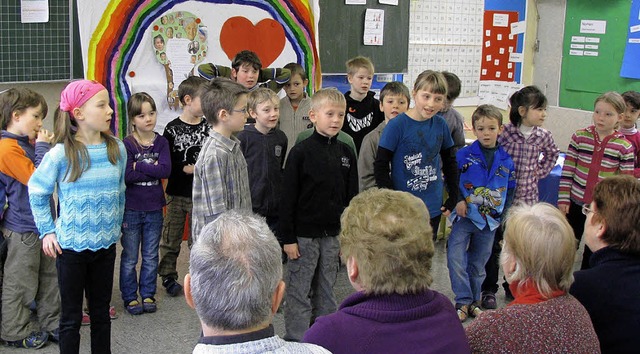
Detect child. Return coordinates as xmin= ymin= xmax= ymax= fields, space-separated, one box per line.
xmin=446 ymin=104 xmax=515 ymax=322
xmin=238 ymin=88 xmax=287 ymax=231
xmin=0 ymin=88 xmax=58 ymax=349
xmin=357 ymin=81 xmax=410 ymax=191
xmin=374 ymin=70 xmax=460 ymax=238
xmin=620 ymin=91 xmax=640 ymax=177
xmin=342 ymin=56 xmax=385 ymax=154
xmin=441 ymin=71 xmax=466 ymax=155
xmin=481 ymin=85 xmax=559 ymax=309
xmin=158 ymin=76 xmax=209 ymax=297
xmin=279 ymin=62 xmax=312 ymax=154
xmin=28 ymin=80 xmax=126 ymax=353
xmin=120 ymin=93 xmax=171 ymax=315
xmin=558 ymin=91 xmax=634 ymax=269
xmin=191 ymin=78 xmax=252 ymax=241
xmin=280 ymin=88 xmax=358 ymax=342
xmin=197 ymin=50 xmax=291 ymax=93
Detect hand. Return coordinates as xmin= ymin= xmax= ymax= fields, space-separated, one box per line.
xmin=183 ymin=164 xmax=195 ymax=174
xmin=455 ymin=200 xmax=467 ymax=218
xmin=42 ymin=233 xmax=62 ymax=258
xmin=440 ymin=206 xmax=451 ymax=217
xmin=559 ymin=204 xmax=569 ymax=214
xmin=36 ymin=129 xmax=54 ymax=143
xmin=283 ymin=243 xmax=300 ymax=260
xmin=133 ymin=162 xmax=137 ymax=170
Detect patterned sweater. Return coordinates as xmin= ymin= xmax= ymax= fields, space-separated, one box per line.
xmin=28 ymin=141 xmax=126 ymax=252
xmin=558 ymin=126 xmax=634 ymax=207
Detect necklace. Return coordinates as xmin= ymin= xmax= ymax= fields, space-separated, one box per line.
xmin=134 ymin=131 xmax=156 ymax=147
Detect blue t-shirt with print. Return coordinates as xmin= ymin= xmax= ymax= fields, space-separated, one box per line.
xmin=378 ymin=112 xmax=454 ymax=217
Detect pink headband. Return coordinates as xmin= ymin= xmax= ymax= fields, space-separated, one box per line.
xmin=59 ymin=80 xmax=106 ymax=114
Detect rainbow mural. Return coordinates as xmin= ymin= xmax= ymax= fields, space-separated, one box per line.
xmin=86 ymin=0 xmax=321 ymax=137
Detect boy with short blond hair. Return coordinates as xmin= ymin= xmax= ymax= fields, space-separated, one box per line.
xmin=342 ymin=56 xmax=384 ymax=154
xmin=159 ymin=75 xmax=209 ymax=297
xmin=192 ymin=78 xmax=252 ymax=242
xmin=358 ymin=81 xmax=410 ymax=191
xmin=280 ymin=88 xmax=358 ymax=342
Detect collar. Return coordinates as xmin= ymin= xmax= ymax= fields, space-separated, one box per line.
xmin=508 ymin=280 xmax=566 ymax=306
xmin=209 ymin=129 xmax=240 ymax=151
xmin=585 ymin=125 xmax=625 ymax=140
xmin=198 ymin=325 xmax=274 ymax=346
xmin=311 ymin=128 xmax=338 ymax=144
xmin=0 ymin=130 xmax=30 ymax=143
xmin=619 ymin=126 xmax=638 ymax=135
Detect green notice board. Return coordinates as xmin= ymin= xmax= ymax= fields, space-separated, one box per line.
xmin=560 ymin=0 xmax=640 ymax=110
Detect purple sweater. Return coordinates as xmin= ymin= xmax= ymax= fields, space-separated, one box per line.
xmin=303 ymin=290 xmax=471 ymax=354
xmin=123 ymin=134 xmax=171 ymax=211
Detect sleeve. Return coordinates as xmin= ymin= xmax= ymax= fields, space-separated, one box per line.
xmin=450 ymin=110 xmax=466 ymax=153
xmin=339 ymin=132 xmax=358 ymax=157
xmin=34 ymin=141 xmax=52 ymax=168
xmin=123 ymin=138 xmax=148 ymax=184
xmin=0 ymin=178 xmax=6 ymax=221
xmin=131 ymin=136 xmax=172 ymax=180
xmin=347 ymin=148 xmax=359 ymax=201
xmin=281 ymin=135 xmax=288 ymax=170
xmin=118 ymin=143 xmax=127 ymax=220
xmin=619 ymin=143 xmax=635 ymax=175
xmin=259 ymin=67 xmax=291 ymax=92
xmin=295 ymin=129 xmax=311 ymax=145
xmin=0 ymin=142 xmax=37 ymax=185
xmin=279 ymin=148 xmax=302 ymax=245
xmin=197 ymin=63 xmax=222 ymax=80
xmin=196 ymin=150 xmax=227 ymax=224
xmin=441 ymin=146 xmax=460 ymax=210
xmin=374 ymin=146 xmax=394 ymax=189
xmin=537 ymin=131 xmax=560 ymax=179
xmin=558 ymin=134 xmax=579 ymax=207
xmin=27 ymin=150 xmax=59 ymax=237
xmin=163 ymin=125 xmax=187 ymax=179
xmin=357 ymin=133 xmax=377 ymax=192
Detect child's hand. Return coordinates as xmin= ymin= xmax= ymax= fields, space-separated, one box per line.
xmin=284 ymin=243 xmax=300 ymax=260
xmin=36 ymin=129 xmax=54 ymax=143
xmin=455 ymin=200 xmax=467 ymax=218
xmin=440 ymin=206 xmax=451 ymax=217
xmin=559 ymin=204 xmax=569 ymax=214
xmin=183 ymin=164 xmax=195 ymax=174
xmin=42 ymin=233 xmax=62 ymax=258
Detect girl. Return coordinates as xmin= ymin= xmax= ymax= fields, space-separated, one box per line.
xmin=120 ymin=92 xmax=170 ymax=315
xmin=28 ymin=80 xmax=126 ymax=354
xmin=480 ymin=85 xmax=559 ymax=309
xmin=558 ymin=91 xmax=634 ymax=269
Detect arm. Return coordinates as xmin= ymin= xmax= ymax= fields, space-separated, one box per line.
xmin=259 ymin=67 xmax=291 ymax=92
xmin=27 ymin=151 xmax=58 ymax=237
xmin=279 ymin=149 xmax=301 ymax=251
xmin=130 ymin=136 xmax=172 ymax=180
xmin=449 ymin=109 xmax=466 ymax=153
xmin=357 ymin=134 xmax=377 ymax=192
xmin=537 ymin=132 xmax=560 ymax=179
xmin=197 ymin=63 xmax=232 ymax=80
xmin=558 ymin=134 xmax=579 ymax=213
xmin=441 ymin=146 xmax=460 ymax=212
xmin=194 ymin=149 xmax=227 ymax=224
xmin=619 ymin=145 xmax=635 ymax=175
xmin=0 ymin=142 xmax=37 ymax=185
xmin=374 ymin=146 xmax=394 ymax=189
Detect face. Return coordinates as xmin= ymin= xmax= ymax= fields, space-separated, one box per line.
xmin=310 ymin=101 xmax=345 ymax=137
xmin=132 ymin=102 xmax=157 ymax=134
xmin=347 ymin=67 xmax=373 ymax=96
xmin=232 ymin=64 xmax=259 ymax=89
xmin=473 ymin=117 xmax=503 ymax=148
xmin=622 ymin=102 xmax=640 ymax=129
xmin=251 ymin=98 xmax=280 ymax=132
xmin=76 ymin=90 xmax=113 ymax=133
xmin=412 ymin=87 xmax=446 ymax=120
xmin=520 ymin=105 xmax=547 ymax=127
xmin=225 ymin=94 xmax=248 ymax=133
xmin=12 ymin=104 xmax=44 ymax=140
xmin=582 ymin=201 xmax=602 ymax=251
xmin=154 ymin=37 xmax=164 ymax=51
xmin=379 ymin=94 xmax=409 ymax=121
xmin=593 ymin=100 xmax=622 ymax=136
xmin=186 ymin=95 xmax=204 ymax=118
xmin=284 ymin=74 xmax=308 ymax=102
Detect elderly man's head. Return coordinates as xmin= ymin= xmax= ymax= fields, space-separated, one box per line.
xmin=185 ymin=210 xmax=284 ymax=332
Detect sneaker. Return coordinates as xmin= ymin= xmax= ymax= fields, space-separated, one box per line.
xmin=481 ymin=291 xmax=497 ymax=310
xmin=162 ymin=278 xmax=183 ymax=297
xmin=125 ymin=300 xmax=143 ymax=315
xmin=109 ymin=305 xmax=118 ymax=319
xmin=469 ymin=303 xmax=483 ymax=318
xmin=47 ymin=328 xmax=59 ymax=343
xmin=81 ymin=312 xmax=91 ymax=326
xmin=456 ymin=305 xmax=469 ymax=322
xmin=142 ymin=298 xmax=157 ymax=313
xmin=6 ymin=331 xmax=49 ymax=349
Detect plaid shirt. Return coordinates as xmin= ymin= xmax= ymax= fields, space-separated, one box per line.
xmin=498 ymin=123 xmax=559 ymax=206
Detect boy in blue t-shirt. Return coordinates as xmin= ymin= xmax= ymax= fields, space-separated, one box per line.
xmin=374 ymin=70 xmax=460 ymax=237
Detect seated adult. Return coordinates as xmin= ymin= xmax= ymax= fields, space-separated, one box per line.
xmin=465 ymin=203 xmax=600 ymax=353
xmin=570 ymin=175 xmax=640 ymax=353
xmin=303 ymin=188 xmax=471 ymax=354
xmin=184 ymin=210 xmax=329 ymax=354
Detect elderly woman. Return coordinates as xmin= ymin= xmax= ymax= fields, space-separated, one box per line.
xmin=465 ymin=203 xmax=600 ymax=353
xmin=570 ymin=175 xmax=640 ymax=353
xmin=303 ymin=188 xmax=470 ymax=354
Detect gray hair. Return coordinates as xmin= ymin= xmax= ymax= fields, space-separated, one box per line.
xmin=189 ymin=210 xmax=282 ymax=330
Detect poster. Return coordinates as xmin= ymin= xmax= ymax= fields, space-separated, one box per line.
xmin=621 ymin=0 xmax=640 ymax=79
xmin=481 ymin=11 xmax=519 ymax=82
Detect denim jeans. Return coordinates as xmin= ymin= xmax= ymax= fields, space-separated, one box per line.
xmin=447 ymin=217 xmax=496 ymax=305
xmin=120 ymin=209 xmax=163 ymax=303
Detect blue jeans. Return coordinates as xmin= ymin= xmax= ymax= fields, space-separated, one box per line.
xmin=447 ymin=217 xmax=496 ymax=306
xmin=120 ymin=210 xmax=163 ymax=303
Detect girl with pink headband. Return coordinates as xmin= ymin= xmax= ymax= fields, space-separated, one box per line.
xmin=28 ymin=79 xmax=126 ymax=354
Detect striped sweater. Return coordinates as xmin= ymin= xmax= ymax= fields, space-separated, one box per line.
xmin=558 ymin=125 xmax=634 ymax=207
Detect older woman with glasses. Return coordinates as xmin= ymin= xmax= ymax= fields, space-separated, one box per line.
xmin=465 ymin=203 xmax=600 ymax=353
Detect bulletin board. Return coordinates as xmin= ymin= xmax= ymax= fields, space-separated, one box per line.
xmin=560 ymin=0 xmax=640 ymax=110
xmin=480 ymin=11 xmax=518 ymax=82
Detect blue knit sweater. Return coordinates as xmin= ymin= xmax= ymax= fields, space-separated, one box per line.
xmin=28 ymin=141 xmax=126 ymax=251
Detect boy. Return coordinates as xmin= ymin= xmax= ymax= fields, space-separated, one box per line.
xmin=0 ymin=88 xmax=58 ymax=348
xmin=357 ymin=81 xmax=410 ymax=191
xmin=158 ymin=76 xmax=209 ymax=297
xmin=197 ymin=50 xmax=291 ymax=93
xmin=280 ymin=62 xmax=312 ymax=154
xmin=341 ymin=56 xmax=384 ymax=154
xmin=280 ymin=88 xmax=358 ymax=342
xmin=446 ymin=104 xmax=515 ymax=322
xmin=191 ymin=78 xmax=252 ymax=242
xmin=620 ymin=91 xmax=640 ymax=177
xmin=441 ymin=71 xmax=467 ymax=155
xmin=237 ymin=88 xmax=287 ymax=230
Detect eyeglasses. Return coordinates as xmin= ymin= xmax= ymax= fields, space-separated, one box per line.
xmin=581 ymin=204 xmax=596 ymax=216
xmin=232 ymin=108 xmax=247 ymax=115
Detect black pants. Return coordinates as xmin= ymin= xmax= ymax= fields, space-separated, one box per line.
xmin=481 ymin=225 xmax=507 ymax=294
xmin=57 ymin=245 xmax=116 ymax=354
xmin=567 ymin=201 xmax=592 ymax=269
xmin=430 ymin=214 xmax=442 ymax=241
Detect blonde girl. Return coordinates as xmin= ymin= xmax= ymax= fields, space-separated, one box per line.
xmin=29 ymin=80 xmax=126 ymax=354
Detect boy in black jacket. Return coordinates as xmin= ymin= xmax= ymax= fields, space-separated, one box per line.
xmin=280 ymin=88 xmax=358 ymax=342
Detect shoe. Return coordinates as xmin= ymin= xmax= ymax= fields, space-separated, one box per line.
xmin=125 ymin=300 xmax=143 ymax=315
xmin=109 ymin=305 xmax=118 ymax=319
xmin=81 ymin=312 xmax=91 ymax=326
xmin=162 ymin=278 xmax=183 ymax=297
xmin=6 ymin=331 xmax=49 ymax=349
xmin=456 ymin=305 xmax=469 ymax=322
xmin=142 ymin=298 xmax=157 ymax=313
xmin=47 ymin=328 xmax=59 ymax=343
xmin=481 ymin=291 xmax=497 ymax=310
xmin=469 ymin=303 xmax=483 ymax=318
